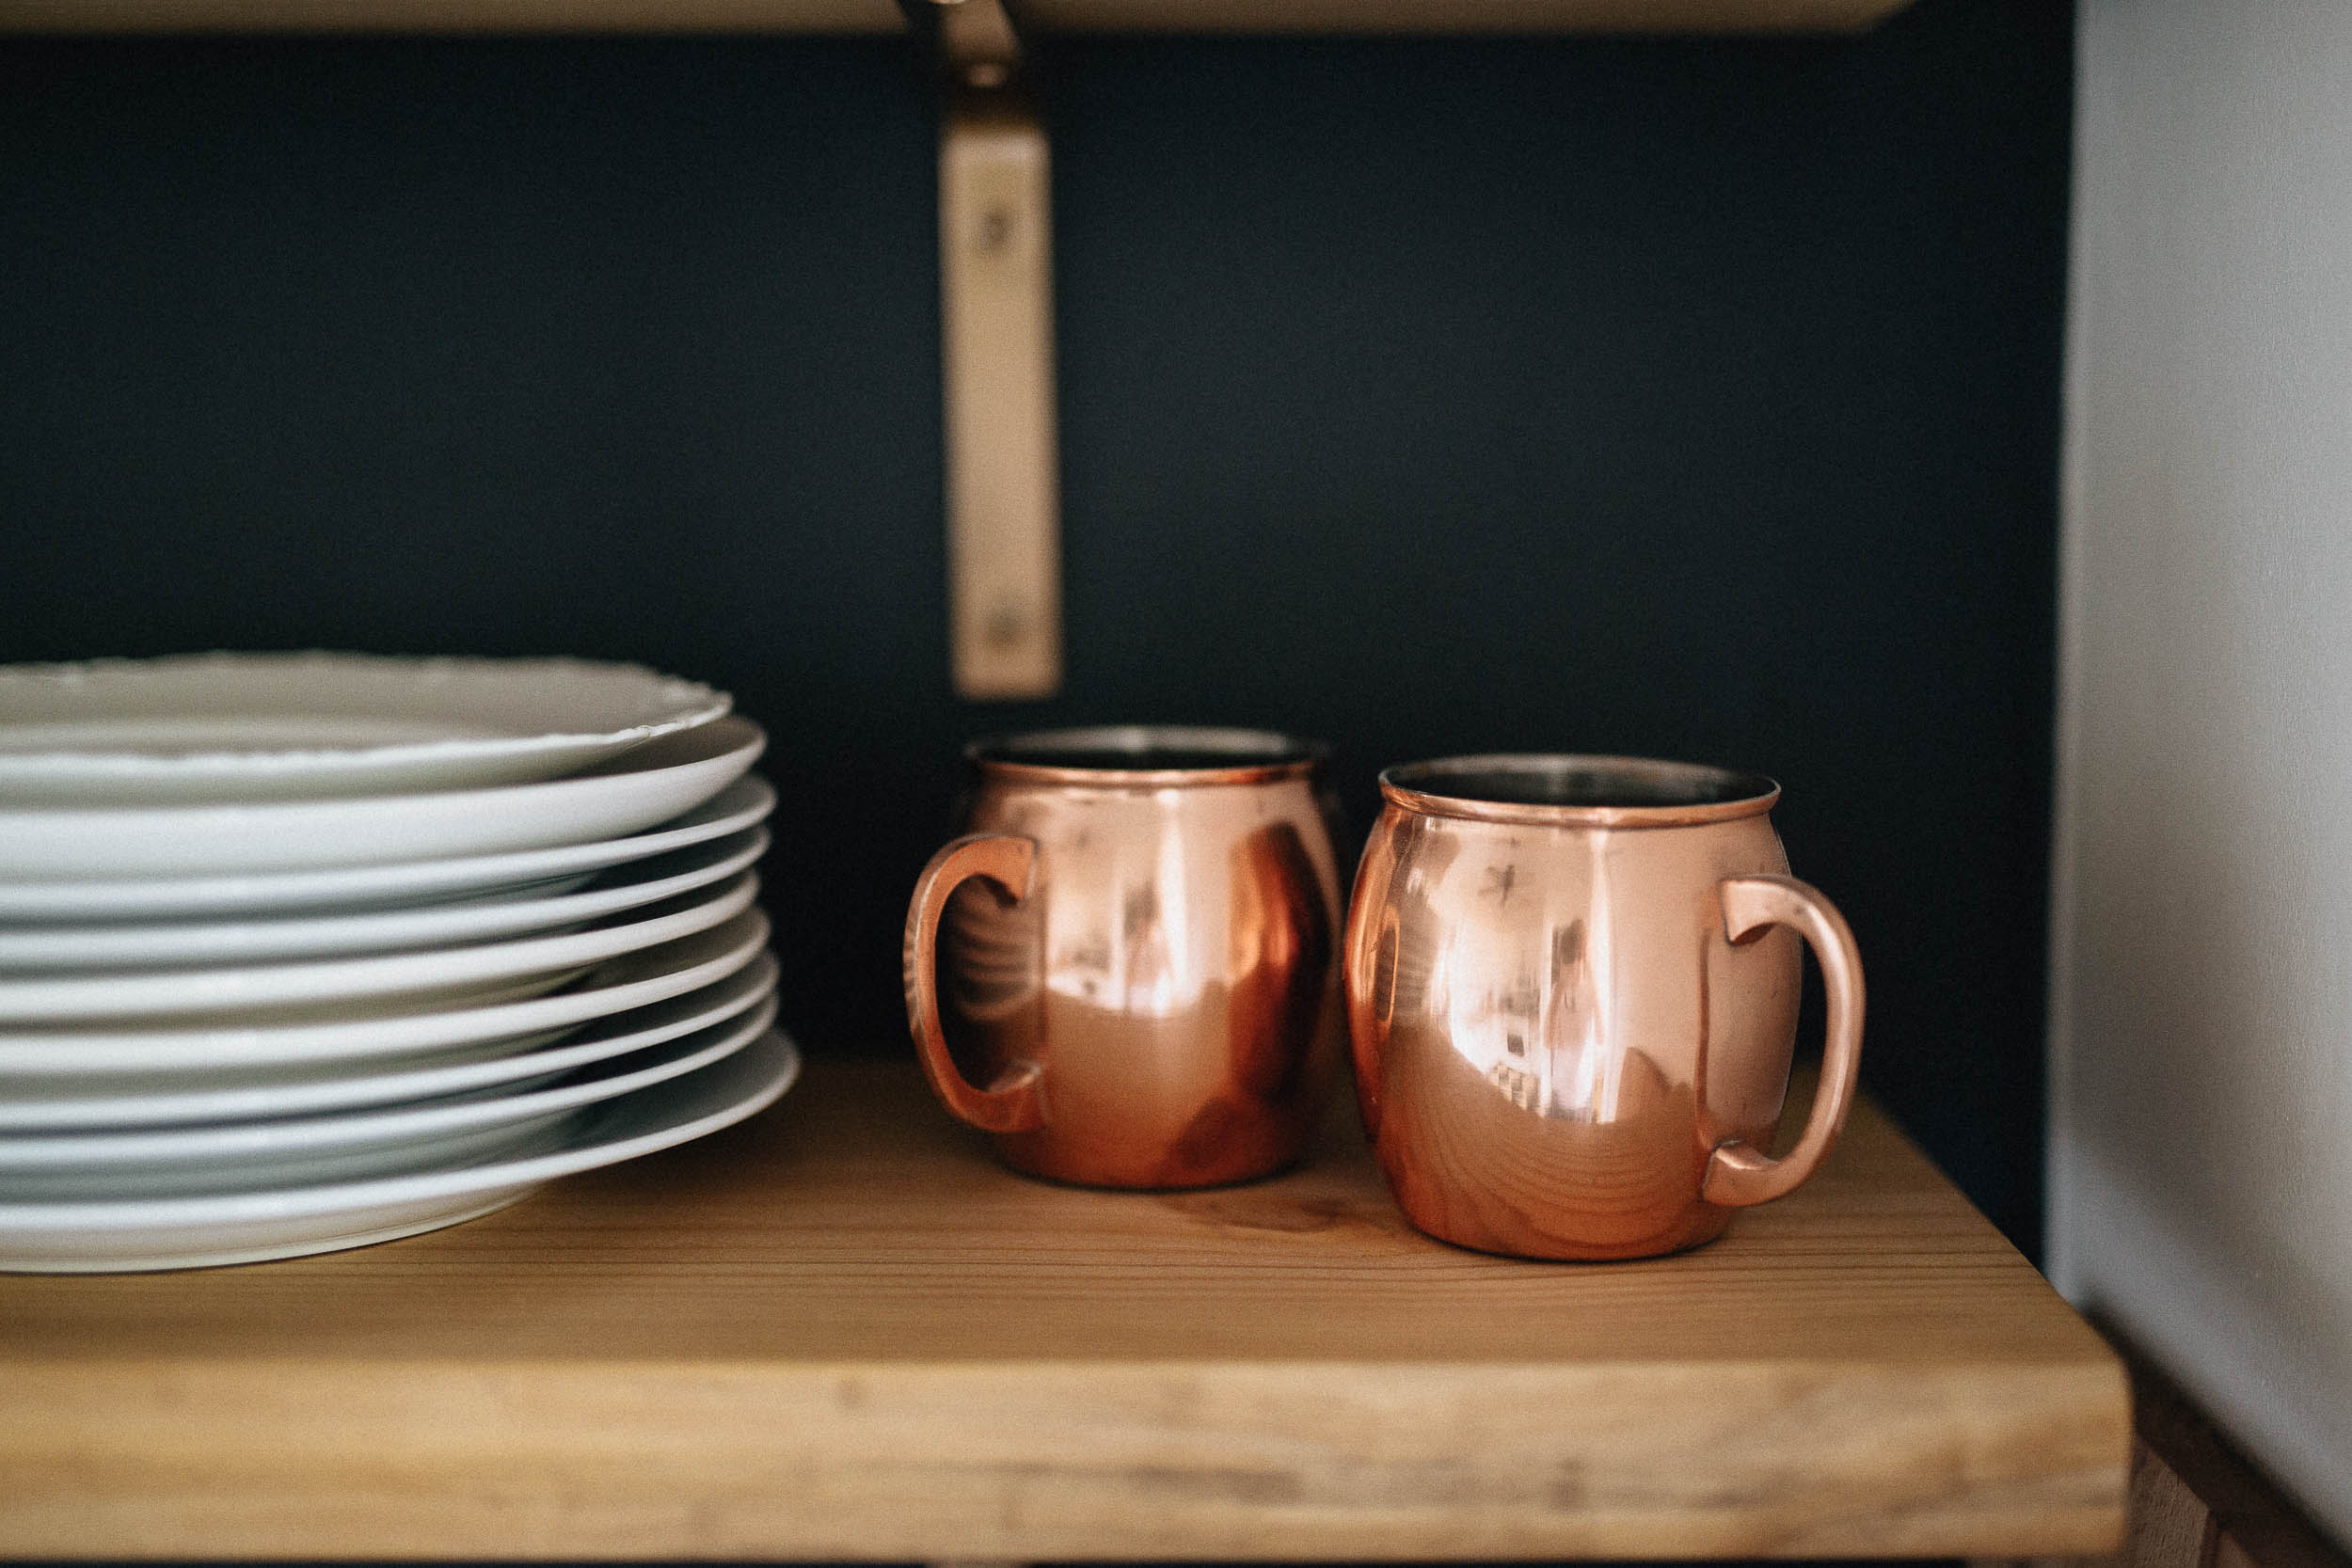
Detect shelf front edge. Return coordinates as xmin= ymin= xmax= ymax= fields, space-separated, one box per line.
xmin=1 ymin=1352 xmax=2126 ymax=1560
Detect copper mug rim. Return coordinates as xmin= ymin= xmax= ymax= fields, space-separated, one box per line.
xmin=1379 ymin=752 xmax=1781 ymax=830
xmin=966 ymin=725 xmax=1325 ymax=789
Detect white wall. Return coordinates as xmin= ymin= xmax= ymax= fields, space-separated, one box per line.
xmin=2052 ymin=0 xmax=2352 ymax=1543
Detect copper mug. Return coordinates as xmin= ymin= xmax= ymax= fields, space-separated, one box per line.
xmin=902 ymin=726 xmax=1345 ymax=1188
xmin=1344 ymin=754 xmax=1865 ymax=1259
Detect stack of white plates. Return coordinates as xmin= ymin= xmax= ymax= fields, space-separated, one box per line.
xmin=0 ymin=653 xmax=798 ymax=1273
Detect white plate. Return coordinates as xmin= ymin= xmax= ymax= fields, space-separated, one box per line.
xmin=0 ymin=992 xmax=778 ymax=1196
xmin=0 ymin=827 xmax=769 ymax=971
xmin=0 ymin=1110 xmax=579 ymax=1200
xmin=0 ymin=952 xmax=778 ymax=1130
xmin=0 ymin=908 xmax=769 ymax=1075
xmin=0 ymin=716 xmax=763 ymax=881
xmin=0 ymin=652 xmax=729 ymax=803
xmin=0 ymin=872 xmax=758 ymax=1022
xmin=0 ymin=1027 xmax=799 ymax=1273
xmin=0 ymin=775 xmax=775 ymax=924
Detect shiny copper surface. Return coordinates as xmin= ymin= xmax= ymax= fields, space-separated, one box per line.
xmin=903 ymin=726 xmax=1344 ymax=1188
xmin=1343 ymin=754 xmax=1866 ymax=1259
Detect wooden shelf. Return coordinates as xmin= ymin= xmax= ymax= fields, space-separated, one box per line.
xmin=0 ymin=0 xmax=1915 ymax=35
xmin=0 ymin=1059 xmax=2125 ymax=1561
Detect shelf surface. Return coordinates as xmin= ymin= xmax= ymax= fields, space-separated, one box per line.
xmin=0 ymin=1058 xmax=2125 ymax=1560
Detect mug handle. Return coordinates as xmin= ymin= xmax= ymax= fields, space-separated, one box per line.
xmin=1700 ymin=874 xmax=1867 ymax=1208
xmin=902 ymin=832 xmax=1048 ymax=1133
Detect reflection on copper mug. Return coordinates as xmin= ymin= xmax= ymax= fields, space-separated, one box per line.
xmin=903 ymin=727 xmax=1345 ymax=1188
xmin=1344 ymin=755 xmax=1865 ymax=1259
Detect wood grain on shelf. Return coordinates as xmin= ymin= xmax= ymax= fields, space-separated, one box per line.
xmin=0 ymin=1059 xmax=2125 ymax=1561
xmin=0 ymin=0 xmax=1911 ymax=32
xmin=1971 ymin=1336 xmax=2352 ymax=1568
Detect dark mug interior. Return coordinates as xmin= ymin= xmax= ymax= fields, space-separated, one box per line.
xmin=971 ymin=726 xmax=1322 ymax=779
xmin=1381 ymin=754 xmax=1779 ymax=822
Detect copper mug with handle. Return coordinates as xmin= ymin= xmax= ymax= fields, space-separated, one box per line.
xmin=903 ymin=726 xmax=1345 ymax=1188
xmin=1344 ymin=754 xmax=1864 ymax=1259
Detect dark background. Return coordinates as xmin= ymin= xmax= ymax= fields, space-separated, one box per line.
xmin=0 ymin=0 xmax=2072 ymax=1249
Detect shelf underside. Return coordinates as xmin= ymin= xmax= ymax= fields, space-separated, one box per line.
xmin=1 ymin=0 xmax=1916 ymax=35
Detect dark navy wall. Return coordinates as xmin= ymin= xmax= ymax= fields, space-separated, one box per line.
xmin=0 ymin=0 xmax=2072 ymax=1247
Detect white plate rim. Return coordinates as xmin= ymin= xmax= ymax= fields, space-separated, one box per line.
xmin=0 ymin=826 xmax=770 ymax=971
xmin=0 ymin=951 xmax=780 ymax=1130
xmin=0 ymin=991 xmax=779 ymax=1171
xmin=0 ymin=907 xmax=771 ymax=1072
xmin=0 ymin=653 xmax=729 ymax=793
xmin=0 ymin=873 xmax=758 ymax=1022
xmin=0 ymin=717 xmax=764 ymax=881
xmin=0 ymin=775 xmax=775 ymax=922
xmin=0 ymin=1027 xmax=801 ymax=1231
